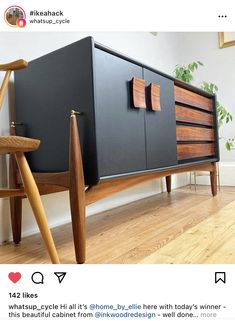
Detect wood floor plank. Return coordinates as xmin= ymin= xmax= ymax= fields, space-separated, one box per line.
xmin=87 ymin=193 xmax=209 ymax=262
xmin=0 ymin=185 xmax=235 ymax=264
xmin=139 ymin=200 xmax=235 ymax=264
xmin=108 ymin=196 xmax=235 ymax=264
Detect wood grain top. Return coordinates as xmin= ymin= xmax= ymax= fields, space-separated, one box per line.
xmin=0 ymin=59 xmax=28 ymax=71
xmin=0 ymin=136 xmax=40 ymax=154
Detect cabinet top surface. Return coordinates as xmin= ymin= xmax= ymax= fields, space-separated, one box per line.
xmin=93 ymin=38 xmax=214 ymax=99
xmin=22 ymin=36 xmax=214 ymax=99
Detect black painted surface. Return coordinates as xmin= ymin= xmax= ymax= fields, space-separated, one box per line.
xmin=94 ymin=48 xmax=146 ymax=176
xmin=95 ymin=42 xmax=216 ymax=99
xmin=15 ymin=37 xmax=99 ymax=185
xmin=14 ymin=36 xmax=219 ymax=187
xmin=144 ymin=69 xmax=178 ymax=169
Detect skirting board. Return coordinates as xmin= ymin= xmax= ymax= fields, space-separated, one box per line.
xmin=192 ymin=162 xmax=235 ymax=186
xmin=0 ymin=173 xmax=189 ymax=244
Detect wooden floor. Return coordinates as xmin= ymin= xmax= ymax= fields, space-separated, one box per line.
xmin=1 ymin=185 xmax=235 ymax=264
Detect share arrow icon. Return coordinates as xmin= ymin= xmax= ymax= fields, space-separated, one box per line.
xmin=54 ymin=272 xmax=67 ymax=284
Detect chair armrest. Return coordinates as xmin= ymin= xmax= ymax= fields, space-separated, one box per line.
xmin=0 ymin=59 xmax=28 ymax=71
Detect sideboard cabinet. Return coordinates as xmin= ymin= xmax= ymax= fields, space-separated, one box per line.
xmin=13 ymin=37 xmax=219 ymax=263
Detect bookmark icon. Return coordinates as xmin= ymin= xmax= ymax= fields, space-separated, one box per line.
xmin=54 ymin=272 xmax=67 ymax=284
xmin=215 ymin=272 xmax=226 ymax=284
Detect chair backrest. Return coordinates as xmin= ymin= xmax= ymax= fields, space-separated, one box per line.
xmin=0 ymin=59 xmax=28 ymax=110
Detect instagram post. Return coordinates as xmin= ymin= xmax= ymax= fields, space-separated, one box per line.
xmin=0 ymin=1 xmax=234 ymax=320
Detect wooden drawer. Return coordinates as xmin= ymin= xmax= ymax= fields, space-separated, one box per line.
xmin=177 ymin=143 xmax=215 ymax=160
xmin=175 ymin=86 xmax=213 ymax=112
xmin=175 ymin=105 xmax=214 ymax=126
xmin=176 ymin=125 xmax=215 ymax=141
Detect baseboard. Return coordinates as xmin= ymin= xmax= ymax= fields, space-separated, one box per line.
xmin=87 ymin=173 xmax=189 ymax=216
xmin=192 ymin=162 xmax=235 ymax=186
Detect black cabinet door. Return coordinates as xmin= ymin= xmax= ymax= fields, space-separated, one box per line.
xmin=144 ymin=69 xmax=177 ymax=169
xmin=94 ymin=49 xmax=146 ymax=177
xmin=14 ymin=37 xmax=99 ymax=186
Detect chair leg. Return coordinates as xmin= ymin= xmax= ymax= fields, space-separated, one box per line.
xmin=194 ymin=172 xmax=197 ymax=191
xmin=217 ymin=163 xmax=221 ymax=191
xmin=160 ymin=178 xmax=164 ymax=193
xmin=10 ymin=197 xmax=22 ymax=244
xmin=9 ymin=153 xmax=22 ymax=244
xmin=15 ymin=152 xmax=60 ymax=264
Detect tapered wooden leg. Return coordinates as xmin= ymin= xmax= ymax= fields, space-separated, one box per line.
xmin=165 ymin=175 xmax=171 ymax=193
xmin=9 ymin=153 xmax=22 ymax=244
xmin=10 ymin=197 xmax=22 ymax=244
xmin=69 ymin=112 xmax=86 ymax=264
xmin=210 ymin=162 xmax=217 ymax=197
xmin=15 ymin=152 xmax=60 ymax=264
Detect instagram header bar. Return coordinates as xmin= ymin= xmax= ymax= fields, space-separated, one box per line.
xmin=0 ymin=0 xmax=235 ymax=31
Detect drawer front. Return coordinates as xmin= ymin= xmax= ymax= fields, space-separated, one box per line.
xmin=176 ymin=125 xmax=215 ymax=141
xmin=175 ymin=86 xmax=213 ymax=112
xmin=176 ymin=105 xmax=214 ymax=126
xmin=177 ymin=143 xmax=215 ymax=160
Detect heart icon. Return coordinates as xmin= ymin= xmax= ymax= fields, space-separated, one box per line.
xmin=8 ymin=272 xmax=21 ymax=284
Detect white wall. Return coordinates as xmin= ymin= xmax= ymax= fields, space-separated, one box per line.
xmin=0 ymin=32 xmax=188 ymax=243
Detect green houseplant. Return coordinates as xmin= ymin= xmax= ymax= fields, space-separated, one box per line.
xmin=174 ymin=62 xmax=234 ymax=150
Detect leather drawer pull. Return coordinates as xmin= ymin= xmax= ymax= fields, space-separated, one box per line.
xmin=131 ymin=77 xmax=146 ymax=109
xmin=149 ymin=83 xmax=161 ymax=111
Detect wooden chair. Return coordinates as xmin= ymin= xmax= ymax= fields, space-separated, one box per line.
xmin=0 ymin=59 xmax=60 ymax=264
